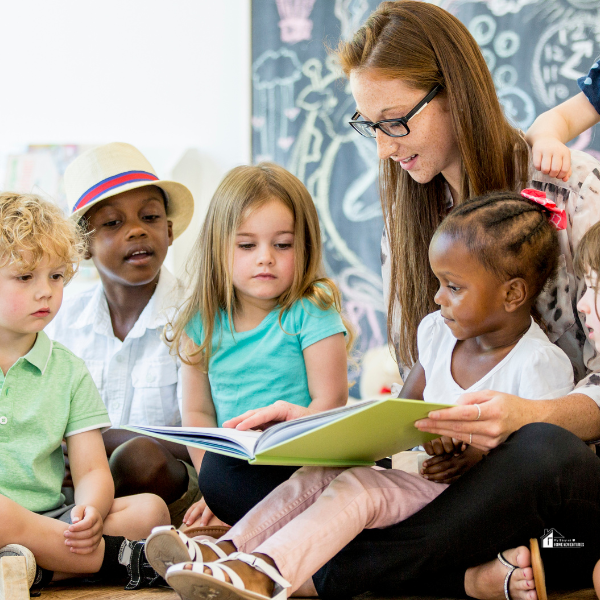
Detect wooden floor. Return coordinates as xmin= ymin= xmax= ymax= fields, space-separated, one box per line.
xmin=43 ymin=582 xmax=178 ymax=599
xmin=41 ymin=582 xmax=597 ymax=599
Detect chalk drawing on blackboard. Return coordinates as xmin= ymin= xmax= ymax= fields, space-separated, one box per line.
xmin=532 ymin=19 xmax=599 ymax=107
xmin=334 ymin=0 xmax=370 ymax=40
xmin=276 ymin=0 xmax=317 ymax=44
xmin=338 ymin=267 xmax=386 ymax=350
xmin=253 ymin=48 xmax=303 ymax=161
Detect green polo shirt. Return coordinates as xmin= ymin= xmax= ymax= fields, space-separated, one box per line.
xmin=0 ymin=331 xmax=111 ymax=512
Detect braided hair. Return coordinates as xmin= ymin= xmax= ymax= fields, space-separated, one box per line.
xmin=435 ymin=191 xmax=560 ymax=306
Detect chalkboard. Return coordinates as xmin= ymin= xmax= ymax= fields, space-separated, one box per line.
xmin=251 ymin=0 xmax=600 ymax=391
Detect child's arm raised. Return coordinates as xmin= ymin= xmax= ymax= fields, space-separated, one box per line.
xmin=525 ymin=92 xmax=600 ymax=181
xmin=64 ymin=428 xmax=114 ymax=554
xmin=303 ymin=332 xmax=349 ymax=411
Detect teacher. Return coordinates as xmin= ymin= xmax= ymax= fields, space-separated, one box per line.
xmin=225 ymin=2 xmax=600 ymax=599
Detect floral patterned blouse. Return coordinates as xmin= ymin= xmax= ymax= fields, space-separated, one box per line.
xmin=381 ymin=149 xmax=600 ymax=404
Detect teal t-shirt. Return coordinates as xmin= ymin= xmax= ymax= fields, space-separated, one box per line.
xmin=186 ymin=298 xmax=347 ymax=426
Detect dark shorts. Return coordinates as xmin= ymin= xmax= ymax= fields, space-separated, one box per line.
xmin=37 ymin=503 xmax=74 ymax=524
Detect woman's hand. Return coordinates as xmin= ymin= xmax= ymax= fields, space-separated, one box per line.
xmin=415 ymin=390 xmax=534 ymax=452
xmin=222 ymin=401 xmax=316 ymax=431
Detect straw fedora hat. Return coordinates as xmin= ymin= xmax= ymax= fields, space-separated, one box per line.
xmin=65 ymin=142 xmax=194 ymax=239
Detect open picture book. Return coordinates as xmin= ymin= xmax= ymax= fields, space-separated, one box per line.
xmin=124 ymin=398 xmax=452 ymax=467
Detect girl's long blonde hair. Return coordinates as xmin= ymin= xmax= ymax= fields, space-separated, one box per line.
xmin=168 ymin=162 xmax=353 ymax=367
xmin=335 ymin=0 xmax=529 ymax=366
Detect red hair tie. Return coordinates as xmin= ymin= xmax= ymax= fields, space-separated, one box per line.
xmin=521 ymin=188 xmax=567 ymax=230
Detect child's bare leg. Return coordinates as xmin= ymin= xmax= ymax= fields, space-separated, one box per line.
xmin=593 ymin=559 xmax=600 ymax=599
xmin=103 ymin=493 xmax=170 ymax=539
xmin=464 ymin=546 xmax=536 ymax=600
xmin=0 ymin=494 xmax=104 ymax=575
xmin=109 ymin=437 xmax=188 ymax=504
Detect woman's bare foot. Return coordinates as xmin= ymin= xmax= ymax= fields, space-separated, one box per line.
xmin=592 ymin=559 xmax=600 ymax=599
xmin=192 ymin=540 xmax=236 ymax=562
xmin=464 ymin=546 xmax=536 ymax=600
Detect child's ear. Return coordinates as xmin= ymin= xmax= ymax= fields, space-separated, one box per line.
xmin=167 ymin=220 xmax=174 ymax=247
xmin=503 ymin=278 xmax=528 ymax=312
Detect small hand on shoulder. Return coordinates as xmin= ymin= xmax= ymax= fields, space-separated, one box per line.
xmin=530 ymin=136 xmax=572 ymax=182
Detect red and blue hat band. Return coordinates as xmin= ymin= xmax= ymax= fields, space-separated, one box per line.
xmin=73 ymin=170 xmax=159 ymax=212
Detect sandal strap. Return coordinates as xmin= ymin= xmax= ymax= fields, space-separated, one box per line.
xmin=497 ymin=552 xmax=517 ymax=600
xmin=198 ymin=539 xmax=228 ymax=560
xmin=227 ymin=551 xmax=291 ymax=589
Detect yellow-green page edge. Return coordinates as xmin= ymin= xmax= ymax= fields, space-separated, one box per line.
xmin=250 ymin=398 xmax=452 ymax=466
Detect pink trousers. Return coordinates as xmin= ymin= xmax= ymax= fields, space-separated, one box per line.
xmin=220 ymin=465 xmax=448 ymax=595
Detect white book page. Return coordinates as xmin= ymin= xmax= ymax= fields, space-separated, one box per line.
xmin=255 ymin=399 xmax=378 ymax=453
xmin=130 ymin=425 xmax=262 ymax=456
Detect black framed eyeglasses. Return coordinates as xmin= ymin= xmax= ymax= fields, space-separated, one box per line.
xmin=349 ymin=84 xmax=443 ymax=139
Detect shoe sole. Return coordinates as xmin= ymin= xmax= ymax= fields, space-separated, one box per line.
xmin=166 ymin=569 xmax=270 ymax=600
xmin=0 ymin=544 xmax=36 ymax=588
xmin=145 ymin=529 xmax=194 ymax=578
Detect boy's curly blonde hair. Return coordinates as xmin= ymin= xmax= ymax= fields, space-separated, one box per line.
xmin=0 ymin=192 xmax=87 ymax=281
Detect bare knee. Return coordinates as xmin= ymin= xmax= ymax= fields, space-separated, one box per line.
xmin=107 ymin=493 xmax=170 ymax=539
xmin=109 ymin=437 xmax=175 ymax=495
xmin=136 ymin=493 xmax=171 ymax=531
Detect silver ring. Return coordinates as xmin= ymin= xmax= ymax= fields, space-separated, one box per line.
xmin=469 ymin=433 xmax=472 ymax=445
xmin=475 ymin=404 xmax=481 ymax=420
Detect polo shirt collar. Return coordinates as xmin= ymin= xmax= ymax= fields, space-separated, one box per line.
xmin=69 ymin=268 xmax=181 ymax=339
xmin=23 ymin=331 xmax=53 ymax=374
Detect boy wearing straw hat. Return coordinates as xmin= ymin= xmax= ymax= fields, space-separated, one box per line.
xmin=47 ymin=142 xmax=215 ymax=530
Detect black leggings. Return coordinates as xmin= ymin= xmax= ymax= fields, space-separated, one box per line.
xmin=199 ymin=452 xmax=299 ymax=525
xmin=313 ymin=423 xmax=600 ymax=598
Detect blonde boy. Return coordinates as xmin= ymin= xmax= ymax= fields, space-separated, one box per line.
xmin=0 ymin=193 xmax=169 ymax=593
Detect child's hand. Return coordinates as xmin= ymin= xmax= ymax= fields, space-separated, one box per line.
xmin=64 ymin=505 xmax=104 ymax=554
xmin=223 ymin=401 xmax=315 ymax=431
xmin=531 ymin=137 xmax=572 ymax=182
xmin=420 ymin=445 xmax=485 ymax=484
xmin=182 ymin=498 xmax=228 ymax=528
xmin=422 ymin=435 xmax=462 ymax=457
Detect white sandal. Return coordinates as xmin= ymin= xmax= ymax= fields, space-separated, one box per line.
xmin=165 ymin=551 xmax=291 ymax=600
xmin=145 ymin=525 xmax=228 ymax=578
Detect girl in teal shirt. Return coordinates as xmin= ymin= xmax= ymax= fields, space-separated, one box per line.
xmin=167 ymin=162 xmax=353 ymax=528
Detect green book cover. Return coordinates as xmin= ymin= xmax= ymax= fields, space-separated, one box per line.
xmin=124 ymin=398 xmax=451 ymax=467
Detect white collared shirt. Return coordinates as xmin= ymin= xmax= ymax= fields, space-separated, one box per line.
xmin=46 ymin=268 xmax=184 ymax=428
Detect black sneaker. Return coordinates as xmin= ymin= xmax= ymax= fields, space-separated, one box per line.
xmin=121 ymin=540 xmax=166 ymax=590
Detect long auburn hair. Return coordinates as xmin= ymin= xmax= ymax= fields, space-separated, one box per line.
xmin=335 ymin=0 xmax=529 ymax=366
xmin=167 ymin=162 xmax=354 ymax=368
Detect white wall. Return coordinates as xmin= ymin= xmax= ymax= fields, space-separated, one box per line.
xmin=0 ymin=0 xmax=252 ymax=273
